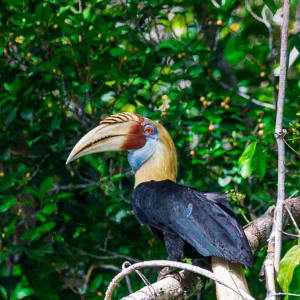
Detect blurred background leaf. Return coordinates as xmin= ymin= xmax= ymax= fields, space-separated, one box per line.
xmin=0 ymin=0 xmax=299 ymax=299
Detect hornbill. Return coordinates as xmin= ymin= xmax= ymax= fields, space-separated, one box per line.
xmin=66 ymin=112 xmax=253 ymax=299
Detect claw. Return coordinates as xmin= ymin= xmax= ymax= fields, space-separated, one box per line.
xmin=157 ymin=267 xmax=182 ymax=282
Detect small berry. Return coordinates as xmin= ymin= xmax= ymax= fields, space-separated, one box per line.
xmin=15 ymin=36 xmax=24 ymax=44
xmin=258 ymin=130 xmax=264 ymax=136
xmin=260 ymin=72 xmax=266 ymax=77
xmin=208 ymin=124 xmax=214 ymax=131
xmin=258 ymin=123 xmax=265 ymax=129
xmin=190 ymin=150 xmax=195 ymax=156
xmin=230 ymin=23 xmax=240 ymax=32
xmin=162 ymin=94 xmax=168 ymax=101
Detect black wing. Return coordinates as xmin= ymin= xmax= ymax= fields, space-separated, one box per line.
xmin=132 ymin=180 xmax=253 ymax=268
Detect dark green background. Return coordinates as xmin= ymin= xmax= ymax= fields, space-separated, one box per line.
xmin=0 ymin=0 xmax=299 ymax=299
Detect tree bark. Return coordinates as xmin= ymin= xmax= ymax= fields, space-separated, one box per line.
xmin=114 ymin=196 xmax=299 ymax=300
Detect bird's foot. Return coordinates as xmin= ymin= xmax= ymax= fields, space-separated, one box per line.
xmin=157 ymin=267 xmax=182 ymax=282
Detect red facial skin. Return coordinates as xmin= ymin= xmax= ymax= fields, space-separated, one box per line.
xmin=121 ymin=121 xmax=146 ymax=150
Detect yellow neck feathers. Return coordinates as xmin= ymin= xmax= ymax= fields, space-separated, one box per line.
xmin=134 ymin=123 xmax=178 ymax=187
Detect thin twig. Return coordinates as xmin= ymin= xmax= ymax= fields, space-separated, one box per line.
xmin=245 ymin=0 xmax=265 ymax=24
xmin=273 ymin=0 xmax=290 ymax=275
xmin=210 ymin=0 xmax=220 ymax=8
xmin=283 ymin=138 xmax=300 ymax=155
xmin=104 ymin=260 xmax=254 ymax=300
xmin=266 ymin=292 xmax=300 ymax=298
xmin=122 ymin=262 xmax=156 ymax=297
xmin=69 ymin=246 xmax=139 ymax=262
xmin=50 ymin=183 xmax=98 ymax=192
xmin=97 ymin=247 xmax=141 ymax=263
xmin=285 ymin=205 xmax=300 ymax=236
xmin=217 ymin=79 xmax=275 ymax=109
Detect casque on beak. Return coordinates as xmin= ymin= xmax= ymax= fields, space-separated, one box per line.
xmin=66 ymin=119 xmax=146 ymax=164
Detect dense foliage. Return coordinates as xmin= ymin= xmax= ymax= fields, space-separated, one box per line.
xmin=0 ymin=0 xmax=299 ymax=299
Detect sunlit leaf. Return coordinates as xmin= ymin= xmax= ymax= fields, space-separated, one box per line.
xmin=278 ymin=245 xmax=300 ymax=293
xmin=42 ymin=203 xmax=57 ymax=215
xmin=253 ymin=145 xmax=267 ymax=181
xmin=0 ymin=197 xmax=17 ymax=212
xmin=238 ymin=142 xmax=257 ymax=178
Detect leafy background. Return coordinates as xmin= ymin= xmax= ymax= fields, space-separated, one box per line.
xmin=0 ymin=0 xmax=299 ymax=299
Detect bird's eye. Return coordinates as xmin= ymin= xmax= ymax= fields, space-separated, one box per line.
xmin=144 ymin=125 xmax=154 ymax=135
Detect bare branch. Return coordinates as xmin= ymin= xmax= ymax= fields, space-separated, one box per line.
xmin=122 ymin=270 xmax=201 ymax=300
xmin=285 ymin=205 xmax=300 ymax=236
xmin=266 ymin=292 xmax=300 ymax=298
xmin=113 ymin=197 xmax=299 ymax=300
xmin=104 ymin=260 xmax=254 ymax=300
xmin=245 ymin=0 xmax=266 ymax=24
xmin=263 ymin=1 xmax=290 ymax=298
xmin=244 ymin=197 xmax=299 ymax=250
xmin=218 ymin=80 xmax=275 ymax=110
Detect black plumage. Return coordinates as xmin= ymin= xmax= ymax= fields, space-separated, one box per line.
xmin=132 ymin=180 xmax=253 ymax=269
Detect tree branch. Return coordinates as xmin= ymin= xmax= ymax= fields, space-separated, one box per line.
xmin=263 ymin=1 xmax=290 ymax=299
xmin=105 ymin=261 xmax=254 ymax=300
xmin=105 ymin=197 xmax=299 ymax=300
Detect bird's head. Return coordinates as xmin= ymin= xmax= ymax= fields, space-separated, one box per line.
xmin=66 ymin=112 xmax=177 ymax=186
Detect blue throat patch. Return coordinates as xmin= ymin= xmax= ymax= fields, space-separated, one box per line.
xmin=128 ymin=138 xmax=158 ymax=173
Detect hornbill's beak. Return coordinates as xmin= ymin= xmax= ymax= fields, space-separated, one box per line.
xmin=66 ymin=119 xmax=146 ymax=164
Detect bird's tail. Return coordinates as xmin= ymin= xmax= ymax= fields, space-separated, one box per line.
xmin=211 ymin=257 xmax=250 ymax=300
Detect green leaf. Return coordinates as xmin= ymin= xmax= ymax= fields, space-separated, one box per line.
xmin=0 ymin=197 xmax=17 ymax=212
xmin=35 ymin=2 xmax=52 ymax=21
xmin=39 ymin=178 xmax=54 ymax=197
xmin=5 ymin=107 xmax=18 ymax=125
xmin=16 ymin=287 xmax=34 ymax=299
xmin=42 ymin=203 xmax=57 ymax=215
xmin=20 ymin=109 xmax=34 ymax=121
xmin=253 ymin=145 xmax=267 ymax=181
xmin=262 ymin=0 xmax=277 ymax=14
xmin=0 ymin=286 xmax=7 ymax=299
xmin=36 ymin=212 xmax=47 ymax=223
xmin=90 ymin=274 xmax=103 ymax=291
xmin=156 ymin=40 xmax=178 ymax=52
xmin=83 ymin=6 xmax=91 ymax=19
xmin=38 ymin=222 xmax=56 ymax=233
xmin=238 ymin=142 xmax=257 ymax=178
xmin=188 ymin=65 xmax=204 ymax=77
xmin=278 ymin=245 xmax=300 ymax=292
